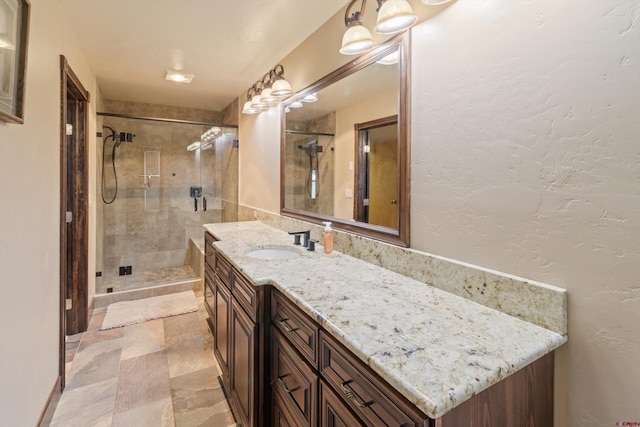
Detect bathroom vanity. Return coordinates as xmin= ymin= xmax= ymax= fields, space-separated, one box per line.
xmin=203 ymin=222 xmax=566 ymax=427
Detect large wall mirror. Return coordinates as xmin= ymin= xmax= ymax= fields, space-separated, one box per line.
xmin=280 ymin=33 xmax=410 ymax=246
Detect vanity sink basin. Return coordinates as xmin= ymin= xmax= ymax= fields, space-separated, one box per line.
xmin=245 ymin=246 xmax=300 ymax=260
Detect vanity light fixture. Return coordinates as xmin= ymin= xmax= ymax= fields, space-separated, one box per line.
xmin=270 ymin=65 xmax=293 ymax=97
xmin=201 ymin=127 xmax=221 ymax=143
xmin=242 ymin=64 xmax=294 ymax=114
xmin=339 ymin=0 xmax=418 ymax=55
xmin=290 ymin=101 xmax=304 ymax=109
xmin=165 ymin=70 xmax=195 ymax=84
xmin=187 ymin=141 xmax=201 ymax=151
xmin=421 ymin=0 xmax=452 ymax=4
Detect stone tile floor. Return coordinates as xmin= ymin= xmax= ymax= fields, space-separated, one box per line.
xmin=45 ymin=292 xmax=236 ymax=427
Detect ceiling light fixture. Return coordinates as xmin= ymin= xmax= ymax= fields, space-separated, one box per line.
xmin=165 ymin=70 xmax=195 ymax=84
xmin=339 ymin=0 xmax=419 ymax=55
xmin=242 ymin=64 xmax=294 ymax=114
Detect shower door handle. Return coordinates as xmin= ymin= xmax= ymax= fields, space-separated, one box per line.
xmin=194 ymin=198 xmax=198 ymax=211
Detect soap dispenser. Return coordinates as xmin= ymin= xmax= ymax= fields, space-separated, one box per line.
xmin=322 ymin=221 xmax=334 ymax=254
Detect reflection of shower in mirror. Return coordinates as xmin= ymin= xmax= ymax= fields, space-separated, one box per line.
xmin=298 ymin=140 xmax=321 ymax=199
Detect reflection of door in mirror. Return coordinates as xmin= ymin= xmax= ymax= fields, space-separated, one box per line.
xmin=355 ymin=115 xmax=398 ymax=228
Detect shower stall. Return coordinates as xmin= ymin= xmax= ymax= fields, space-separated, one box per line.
xmin=96 ymin=112 xmax=238 ymax=294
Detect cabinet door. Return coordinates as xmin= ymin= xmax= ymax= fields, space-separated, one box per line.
xmin=272 ymin=328 xmax=318 ymax=427
xmin=273 ymin=386 xmax=303 ymax=427
xmin=320 ymin=380 xmax=364 ymax=427
xmin=214 ymin=276 xmax=231 ymax=388
xmin=230 ymin=299 xmax=258 ymax=427
xmin=203 ymin=271 xmax=215 ymax=333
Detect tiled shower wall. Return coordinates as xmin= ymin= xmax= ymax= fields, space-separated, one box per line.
xmin=284 ymin=112 xmax=335 ymax=216
xmin=96 ymin=101 xmax=238 ymax=293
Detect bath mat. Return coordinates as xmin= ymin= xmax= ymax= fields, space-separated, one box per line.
xmin=101 ymin=290 xmax=199 ymax=330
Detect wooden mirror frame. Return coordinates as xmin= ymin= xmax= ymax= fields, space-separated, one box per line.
xmin=280 ymin=32 xmax=410 ymax=247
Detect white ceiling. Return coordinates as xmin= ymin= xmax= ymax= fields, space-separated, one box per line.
xmin=60 ymin=0 xmax=347 ymax=112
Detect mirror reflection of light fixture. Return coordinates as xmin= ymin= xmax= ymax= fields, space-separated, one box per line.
xmin=340 ymin=0 xmax=419 ymax=55
xmin=290 ymin=101 xmax=304 ymax=109
xmin=187 ymin=141 xmax=201 ymax=151
xmin=421 ymin=0 xmax=452 ymax=4
xmin=376 ymin=50 xmax=399 ymax=65
xmin=301 ymin=93 xmax=318 ymax=103
xmin=0 ymin=38 xmax=15 ymax=50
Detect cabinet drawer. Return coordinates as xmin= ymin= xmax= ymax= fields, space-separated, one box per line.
xmin=204 ymin=232 xmax=217 ymax=272
xmin=233 ymin=270 xmax=258 ymax=321
xmin=215 ymin=252 xmax=233 ymax=288
xmin=272 ymin=328 xmax=318 ymax=427
xmin=319 ymin=332 xmax=429 ymax=427
xmin=272 ymin=290 xmax=320 ymax=368
xmin=319 ymin=379 xmax=364 ymax=427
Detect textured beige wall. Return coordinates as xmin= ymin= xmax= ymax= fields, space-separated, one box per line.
xmin=0 ymin=0 xmax=97 ymax=424
xmin=410 ymin=1 xmax=640 ymax=426
xmin=237 ymin=0 xmax=640 ymax=425
xmin=238 ymin=107 xmax=282 ymax=213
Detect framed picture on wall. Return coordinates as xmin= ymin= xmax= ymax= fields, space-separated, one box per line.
xmin=0 ymin=0 xmax=29 ymax=124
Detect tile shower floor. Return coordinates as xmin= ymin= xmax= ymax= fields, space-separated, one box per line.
xmin=98 ymin=266 xmax=200 ymax=294
xmin=47 ymin=291 xmax=237 ymax=427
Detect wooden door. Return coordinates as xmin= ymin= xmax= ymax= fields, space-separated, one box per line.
xmin=59 ymin=56 xmax=89 ymax=389
xmin=367 ymin=136 xmax=398 ymax=228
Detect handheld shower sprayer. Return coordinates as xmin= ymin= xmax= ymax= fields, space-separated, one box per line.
xmin=101 ymin=125 xmax=136 ymax=204
xmin=297 ymin=140 xmax=321 ymax=200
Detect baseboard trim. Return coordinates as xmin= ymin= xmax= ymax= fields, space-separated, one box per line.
xmin=37 ymin=376 xmax=61 ymax=427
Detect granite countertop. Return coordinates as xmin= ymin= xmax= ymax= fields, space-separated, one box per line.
xmin=204 ymin=221 xmax=567 ymax=419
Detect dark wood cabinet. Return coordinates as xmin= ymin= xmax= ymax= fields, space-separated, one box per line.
xmin=214 ymin=274 xmax=231 ymax=388
xmin=319 ymin=380 xmax=364 ymax=427
xmin=230 ymin=298 xmax=258 ymax=427
xmin=205 ymin=233 xmax=555 ymax=427
xmin=206 ymin=239 xmax=270 ymax=427
xmin=271 ymin=328 xmax=318 ymax=427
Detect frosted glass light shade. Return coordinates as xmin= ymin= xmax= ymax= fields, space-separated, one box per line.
xmin=301 ymin=93 xmax=318 ymax=103
xmin=242 ymin=100 xmax=260 ymax=114
xmin=260 ymin=88 xmax=279 ymax=103
xmin=272 ymin=79 xmax=293 ymax=97
xmin=339 ymin=23 xmax=377 ymax=55
xmin=250 ymin=95 xmax=269 ymax=109
xmin=377 ymin=50 xmax=399 ymax=65
xmin=374 ymin=0 xmax=417 ymax=34
xmin=421 ymin=0 xmax=452 ymax=4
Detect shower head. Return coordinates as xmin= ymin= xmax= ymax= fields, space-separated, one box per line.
xmin=297 ymin=140 xmax=318 ymax=156
xmin=103 ymin=126 xmax=135 ymax=148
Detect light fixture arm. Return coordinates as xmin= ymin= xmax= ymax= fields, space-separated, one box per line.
xmin=344 ymin=0 xmax=367 ymax=26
